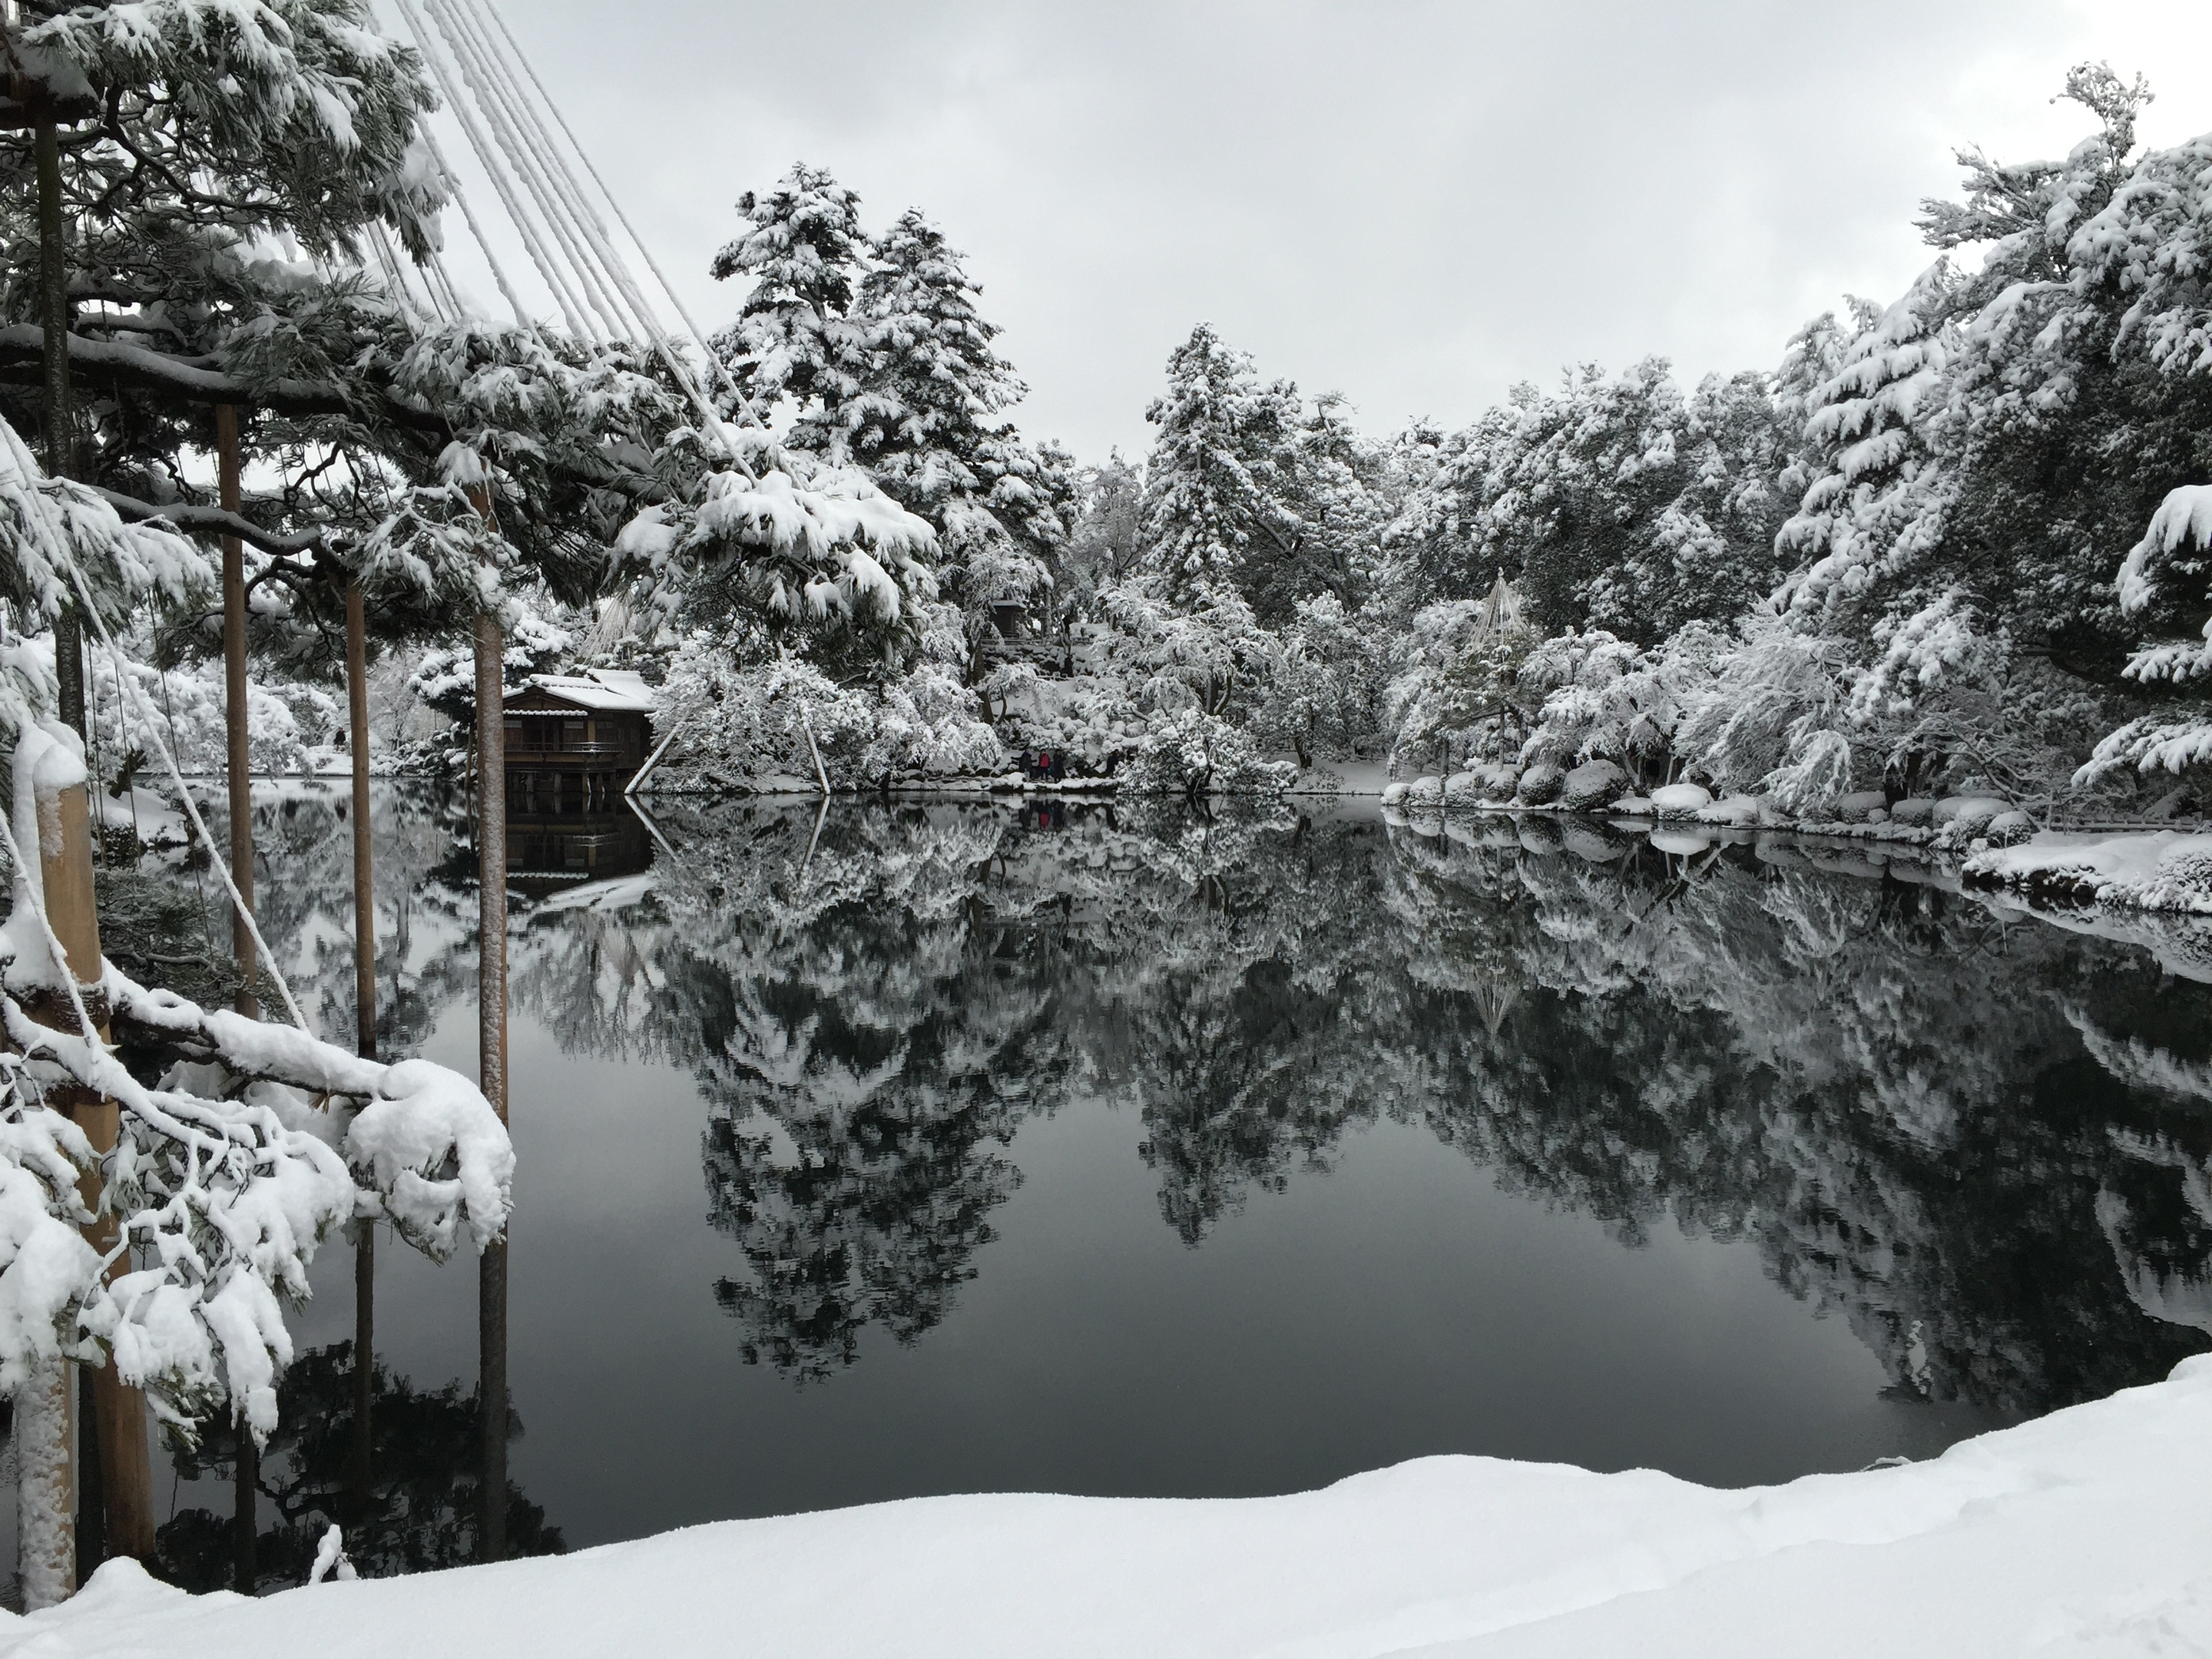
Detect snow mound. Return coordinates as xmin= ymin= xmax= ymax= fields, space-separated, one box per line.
xmin=25 ymin=1356 xmax=2212 ymax=1657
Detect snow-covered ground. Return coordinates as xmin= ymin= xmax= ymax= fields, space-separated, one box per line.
xmin=14 ymin=1353 xmax=2212 ymax=1657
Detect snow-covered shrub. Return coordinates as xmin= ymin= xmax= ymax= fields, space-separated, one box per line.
xmin=1558 ymin=759 xmax=1628 ymax=812
xmin=1674 ymin=614 xmax=1855 ymax=803
xmin=1122 ymin=708 xmax=1292 ymax=800
xmin=89 ymin=654 xmax=334 ymax=780
xmin=1518 ymin=628 xmax=1708 ymax=784
xmin=863 ymin=661 xmax=1006 ymax=780
xmin=1516 ymin=763 xmax=1565 ymax=805
xmin=655 ymin=633 xmax=875 ymax=788
xmin=1651 ymin=782 xmax=1713 ymax=817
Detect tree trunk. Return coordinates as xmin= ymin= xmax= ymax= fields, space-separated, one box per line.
xmin=216 ymin=404 xmax=257 ymax=1018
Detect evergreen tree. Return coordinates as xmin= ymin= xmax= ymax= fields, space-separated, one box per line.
xmin=1136 ymin=323 xmax=1300 ymax=609
xmin=707 ymin=161 xmax=871 ymax=439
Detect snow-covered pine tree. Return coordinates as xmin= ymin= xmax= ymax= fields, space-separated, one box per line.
xmin=843 ymin=207 xmax=1065 ymax=666
xmin=707 ymin=161 xmax=871 ymax=441
xmin=1136 ymin=323 xmax=1301 ymax=611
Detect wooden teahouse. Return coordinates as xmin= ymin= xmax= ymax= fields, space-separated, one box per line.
xmin=502 ymin=669 xmax=656 ymax=813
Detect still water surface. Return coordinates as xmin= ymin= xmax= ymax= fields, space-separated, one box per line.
xmin=143 ymin=790 xmax=2212 ymax=1577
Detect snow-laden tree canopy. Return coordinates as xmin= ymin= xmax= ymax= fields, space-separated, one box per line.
xmin=0 ymin=413 xmax=511 ymax=1443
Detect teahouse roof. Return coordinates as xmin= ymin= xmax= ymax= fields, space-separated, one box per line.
xmin=522 ymin=669 xmax=657 ymax=714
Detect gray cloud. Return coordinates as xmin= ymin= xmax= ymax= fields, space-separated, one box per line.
xmin=414 ymin=1 xmax=2209 ymax=459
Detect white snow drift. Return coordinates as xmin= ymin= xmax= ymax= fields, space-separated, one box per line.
xmin=12 ymin=1353 xmax=2212 ymax=1658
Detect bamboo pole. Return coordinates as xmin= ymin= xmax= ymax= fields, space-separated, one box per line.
xmin=469 ymin=485 xmax=508 ymax=1565
xmin=215 ymin=405 xmax=257 ymax=1021
xmin=345 ymin=579 xmax=376 ymax=1528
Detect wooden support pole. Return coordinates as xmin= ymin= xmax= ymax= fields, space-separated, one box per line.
xmin=215 ymin=402 xmax=257 ymax=1588
xmin=15 ymin=1354 xmax=72 ymax=1609
xmin=31 ymin=110 xmax=84 ymax=737
xmin=344 ymin=578 xmax=376 ymax=1528
xmin=469 ymin=485 xmax=508 ymax=1565
xmin=347 ymin=581 xmax=376 ymax=1059
xmin=22 ymin=89 xmax=81 ymax=1611
xmin=215 ymin=404 xmax=257 ymax=1020
xmin=32 ymin=770 xmax=156 ymax=1573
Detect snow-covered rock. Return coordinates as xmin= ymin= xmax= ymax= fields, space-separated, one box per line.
xmin=1864 ymin=807 xmax=1889 ymax=825
xmin=1611 ymin=796 xmax=1654 ymax=816
xmin=1558 ymin=760 xmax=1628 ymax=813
xmin=1649 ymin=782 xmax=1713 ymax=818
xmin=1516 ymin=763 xmax=1565 ymax=806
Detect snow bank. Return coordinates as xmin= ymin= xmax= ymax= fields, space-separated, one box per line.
xmin=1964 ymin=830 xmax=2212 ymax=913
xmin=19 ymin=1355 xmax=2212 ymax=1657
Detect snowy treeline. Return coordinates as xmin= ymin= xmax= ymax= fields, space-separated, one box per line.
xmin=625 ymin=65 xmax=2212 ymax=810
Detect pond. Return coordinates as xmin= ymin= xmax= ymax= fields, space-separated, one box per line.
xmin=97 ymin=788 xmax=2212 ymax=1584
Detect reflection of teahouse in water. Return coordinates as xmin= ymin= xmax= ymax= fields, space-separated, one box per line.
xmin=505 ymin=807 xmax=654 ymax=897
xmin=504 ymin=668 xmax=656 ymax=813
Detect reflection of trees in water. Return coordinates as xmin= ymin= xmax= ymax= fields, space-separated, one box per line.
xmin=131 ymin=780 xmax=481 ymax=1059
xmin=151 ymin=1343 xmax=563 ymax=1593
xmin=488 ymin=796 xmax=2212 ymax=1417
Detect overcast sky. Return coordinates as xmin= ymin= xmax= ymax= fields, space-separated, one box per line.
xmin=402 ymin=0 xmax=2211 ymax=462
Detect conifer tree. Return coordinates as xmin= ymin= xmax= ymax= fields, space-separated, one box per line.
xmin=1136 ymin=323 xmax=1299 ymax=609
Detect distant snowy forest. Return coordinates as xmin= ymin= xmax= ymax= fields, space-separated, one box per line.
xmin=529 ymin=61 xmax=2208 ymax=811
